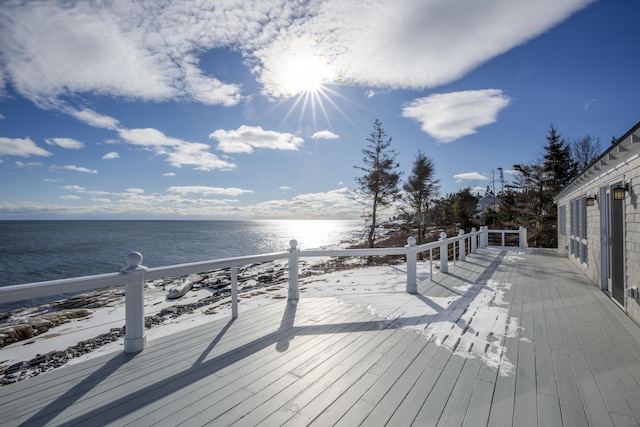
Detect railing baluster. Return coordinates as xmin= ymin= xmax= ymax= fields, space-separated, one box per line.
xmin=439 ymin=232 xmax=448 ymax=274
xmin=231 ymin=265 xmax=238 ymax=319
xmin=288 ymin=239 xmax=299 ymax=301
xmin=406 ymin=237 xmax=417 ymax=294
xmin=429 ymin=248 xmax=433 ymax=281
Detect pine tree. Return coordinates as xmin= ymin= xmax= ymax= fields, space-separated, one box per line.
xmin=511 ymin=125 xmax=578 ymax=247
xmin=354 ymin=119 xmax=402 ymax=248
xmin=452 ymin=188 xmax=479 ymax=231
xmin=543 ymin=125 xmax=577 ymax=195
xmin=402 ymin=150 xmax=440 ymax=244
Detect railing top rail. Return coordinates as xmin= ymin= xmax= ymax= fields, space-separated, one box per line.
xmin=0 ymin=272 xmax=124 ymax=304
xmin=299 ymin=247 xmax=407 ymax=257
xmin=144 ymin=251 xmax=290 ymax=281
xmin=0 ymin=251 xmax=291 ymax=305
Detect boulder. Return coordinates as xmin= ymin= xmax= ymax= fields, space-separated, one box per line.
xmin=167 ymin=274 xmax=202 ymax=299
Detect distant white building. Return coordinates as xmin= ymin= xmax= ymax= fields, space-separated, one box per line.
xmin=475 ymin=193 xmax=500 ymax=217
xmin=555 ymin=120 xmax=640 ymax=325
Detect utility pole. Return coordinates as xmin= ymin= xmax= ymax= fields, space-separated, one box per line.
xmin=497 ymin=167 xmax=504 ymax=194
xmin=491 ymin=169 xmax=495 ymax=194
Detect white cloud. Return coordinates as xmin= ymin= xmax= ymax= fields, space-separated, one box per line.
xmin=50 ymin=165 xmax=98 ymax=174
xmin=238 ymin=187 xmax=366 ymax=219
xmin=0 ymin=1 xmax=592 ymax=105
xmin=67 ymin=108 xmax=120 ymax=130
xmin=583 ymin=98 xmax=597 ymax=110
xmin=102 ymin=152 xmax=119 ymax=160
xmin=163 ymin=172 xmax=176 ymax=177
xmin=210 ymin=125 xmax=304 ymax=154
xmin=118 ymin=128 xmax=180 ymax=148
xmin=454 ymin=172 xmax=489 ymax=181
xmin=125 ymin=188 xmax=145 ymax=194
xmin=45 ymin=137 xmax=85 ymax=149
xmin=402 ymin=89 xmax=511 ymax=143
xmin=60 ymin=185 xmax=86 ymax=192
xmin=0 ymin=113 xmax=5 ymax=119
xmin=167 ymin=186 xmax=253 ymax=197
xmin=15 ymin=161 xmax=43 ymax=169
xmin=119 ymin=127 xmax=236 ymax=171
xmin=311 ymin=130 xmax=339 ymax=140
xmin=0 ymin=186 xmax=368 ymax=219
xmin=0 ymin=137 xmax=52 ymax=158
xmin=0 ymin=2 xmax=241 ymax=106
xmin=60 ymin=195 xmax=82 ymax=200
xmin=254 ymin=0 xmax=594 ymax=96
xmin=470 ymin=186 xmax=487 ymax=195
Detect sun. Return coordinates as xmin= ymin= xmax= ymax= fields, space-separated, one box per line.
xmin=279 ymin=54 xmax=333 ymax=96
xmin=261 ymin=48 xmax=356 ymax=130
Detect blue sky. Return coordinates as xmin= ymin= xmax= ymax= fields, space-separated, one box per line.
xmin=0 ymin=0 xmax=638 ymax=220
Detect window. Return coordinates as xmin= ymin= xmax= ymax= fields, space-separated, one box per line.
xmin=569 ymin=196 xmax=587 ymax=264
xmin=559 ymin=205 xmax=566 ymax=236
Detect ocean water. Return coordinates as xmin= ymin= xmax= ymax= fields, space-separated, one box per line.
xmin=0 ymin=220 xmax=364 ymax=289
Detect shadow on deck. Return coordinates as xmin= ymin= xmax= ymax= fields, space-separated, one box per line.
xmin=2 ymin=247 xmax=640 ymax=426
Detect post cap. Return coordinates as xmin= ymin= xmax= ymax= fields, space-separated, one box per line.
xmin=127 ymin=252 xmax=143 ymax=267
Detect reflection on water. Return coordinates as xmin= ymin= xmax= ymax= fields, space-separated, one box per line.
xmin=255 ymin=219 xmax=364 ymax=251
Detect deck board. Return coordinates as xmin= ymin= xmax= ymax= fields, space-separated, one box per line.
xmin=2 ymin=247 xmax=640 ymax=426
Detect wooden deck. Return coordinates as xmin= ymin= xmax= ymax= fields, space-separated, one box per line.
xmin=2 ymin=247 xmax=640 ymax=426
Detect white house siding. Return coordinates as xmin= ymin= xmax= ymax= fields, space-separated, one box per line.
xmin=624 ymin=160 xmax=640 ymax=322
xmin=556 ymin=121 xmax=640 ymax=326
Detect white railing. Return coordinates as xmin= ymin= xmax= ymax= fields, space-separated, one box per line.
xmin=486 ymin=227 xmax=528 ymax=248
xmin=0 ymin=226 xmax=526 ymax=354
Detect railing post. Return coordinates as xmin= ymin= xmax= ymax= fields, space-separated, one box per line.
xmin=471 ymin=227 xmax=477 ymax=254
xmin=501 ymin=231 xmax=506 ymax=247
xmin=481 ymin=226 xmax=488 ymax=248
xmin=288 ymin=239 xmax=299 ymax=301
xmin=406 ymin=237 xmax=418 ymax=294
xmin=519 ymin=226 xmax=526 ymax=248
xmin=439 ymin=232 xmax=448 ymax=274
xmin=458 ymin=229 xmax=466 ymax=261
xmin=121 ymin=252 xmax=147 ymax=354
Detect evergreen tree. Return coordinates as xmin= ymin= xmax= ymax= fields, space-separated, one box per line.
xmin=511 ymin=125 xmax=578 ymax=247
xmin=496 ymin=189 xmax=518 ymax=227
xmin=354 ymin=119 xmax=402 ymax=248
xmin=402 ymin=150 xmax=440 ymax=244
xmin=428 ymin=189 xmax=478 ymax=236
xmin=452 ymin=188 xmax=479 ymax=231
xmin=543 ymin=125 xmax=577 ymax=195
xmin=431 ymin=196 xmax=453 ymax=231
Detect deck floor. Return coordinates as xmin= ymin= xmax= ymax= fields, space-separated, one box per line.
xmin=2 ymin=248 xmax=640 ymax=426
